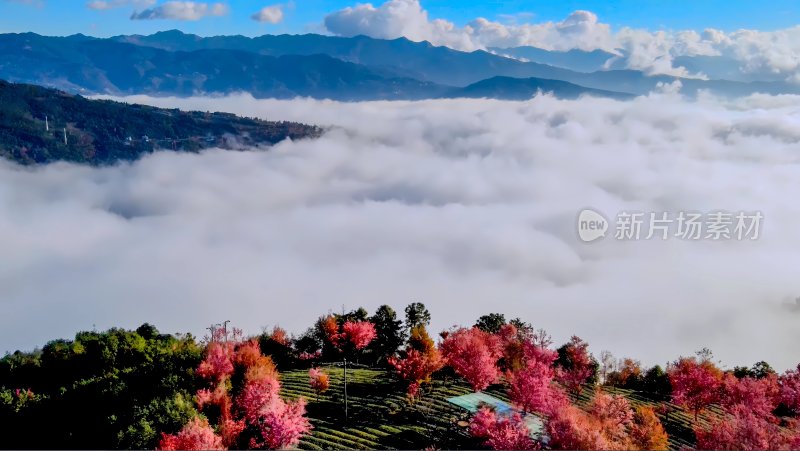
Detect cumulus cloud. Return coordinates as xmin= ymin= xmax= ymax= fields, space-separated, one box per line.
xmin=3 ymin=93 xmax=800 ymax=371
xmin=251 ymin=4 xmax=283 ymax=24
xmin=717 ymin=26 xmax=800 ymax=79
xmin=468 ymin=10 xmax=617 ymax=53
xmin=323 ymin=0 xmax=800 ymax=81
xmin=130 ymin=1 xmax=228 ymax=20
xmin=324 ymin=0 xmax=476 ymax=50
xmin=87 ymin=0 xmax=155 ymax=10
xmin=323 ymin=0 xmax=626 ymax=54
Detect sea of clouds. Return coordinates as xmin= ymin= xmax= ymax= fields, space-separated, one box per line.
xmin=2 ymin=90 xmax=800 ymax=369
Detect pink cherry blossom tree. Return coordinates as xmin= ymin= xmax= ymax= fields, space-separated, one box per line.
xmin=720 ymin=373 xmax=780 ymax=417
xmin=470 ymin=407 xmax=537 ymax=450
xmin=508 ymin=341 xmax=564 ymax=416
xmin=695 ymin=404 xmax=795 ymax=450
xmin=389 ymin=325 xmax=443 ymax=399
xmin=309 ymin=367 xmax=330 ymax=399
xmin=780 ymin=364 xmax=800 ymax=415
xmin=161 ymin=325 xmax=311 ymax=450
xmin=440 ymin=327 xmax=502 ymax=391
xmin=158 ymin=417 xmax=225 ymax=451
xmin=340 ymin=321 xmax=377 ymax=350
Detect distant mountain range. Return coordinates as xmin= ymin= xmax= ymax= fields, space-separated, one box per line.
xmin=488 ymin=46 xmax=618 ymax=73
xmin=1 ymin=30 xmax=798 ymax=102
xmin=489 ymin=46 xmax=794 ymax=84
xmin=452 ymin=76 xmax=634 ymax=100
xmin=0 ymin=80 xmax=321 ymax=165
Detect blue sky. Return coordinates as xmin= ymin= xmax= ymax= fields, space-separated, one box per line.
xmin=1 ymin=0 xmax=798 ymax=37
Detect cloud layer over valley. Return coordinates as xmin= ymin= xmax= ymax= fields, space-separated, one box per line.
xmin=2 ymin=92 xmax=800 ymax=369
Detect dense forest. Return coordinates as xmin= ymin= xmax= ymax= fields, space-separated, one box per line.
xmin=0 ymin=80 xmax=322 ymax=165
xmin=2 ymin=303 xmax=799 ymax=450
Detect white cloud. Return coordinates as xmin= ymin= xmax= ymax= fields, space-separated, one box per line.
xmin=721 ymin=26 xmax=800 ymax=77
xmin=251 ymin=4 xmax=283 ymax=24
xmin=324 ymin=0 xmax=476 ymax=51
xmin=130 ymin=1 xmax=228 ymax=21
xmin=322 ymin=1 xmax=622 ymax=54
xmin=3 ymin=93 xmax=800 ymax=372
xmin=323 ymin=0 xmax=800 ymax=82
xmin=87 ymin=0 xmax=155 ymax=10
xmin=464 ymin=11 xmax=617 ymax=56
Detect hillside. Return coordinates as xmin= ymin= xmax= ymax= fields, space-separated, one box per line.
xmin=0 ymin=326 xmax=694 ymax=450
xmin=3 ymin=310 xmax=797 ymax=450
xmin=0 ymin=80 xmax=322 ymax=165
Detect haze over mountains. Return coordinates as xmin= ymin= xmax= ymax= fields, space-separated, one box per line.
xmin=488 ymin=47 xmax=795 ymax=85
xmin=1 ymin=30 xmax=798 ymax=101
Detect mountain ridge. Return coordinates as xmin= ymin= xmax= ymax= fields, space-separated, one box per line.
xmin=107 ymin=30 xmax=800 ymax=96
xmin=2 ymin=31 xmax=798 ymax=101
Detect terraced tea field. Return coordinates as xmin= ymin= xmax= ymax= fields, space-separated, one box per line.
xmin=280 ymin=365 xmax=716 ymax=450
xmin=281 ymin=366 xmax=490 ymax=450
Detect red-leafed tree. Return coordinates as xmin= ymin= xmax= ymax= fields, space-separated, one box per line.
xmin=309 ymin=368 xmax=330 ymax=398
xmin=259 ymin=326 xmax=294 ymax=368
xmin=389 ymin=326 xmax=443 ymax=398
xmin=555 ymin=336 xmax=596 ymax=396
xmin=780 ymin=364 xmax=800 ymax=416
xmin=497 ymin=323 xmax=527 ymax=373
xmin=340 ymin=321 xmax=377 ymax=350
xmin=269 ymin=327 xmax=290 ymax=347
xmin=469 ymin=407 xmax=537 ymax=450
xmin=669 ymin=356 xmax=723 ymax=421
xmin=320 ymin=315 xmax=341 ymax=348
xmin=606 ymin=358 xmax=643 ymax=387
xmin=440 ymin=327 xmax=502 ymax=391
xmin=159 ymin=417 xmax=225 ymax=451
